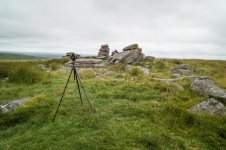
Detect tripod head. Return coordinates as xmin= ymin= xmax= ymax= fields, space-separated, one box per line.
xmin=70 ymin=53 xmax=79 ymax=62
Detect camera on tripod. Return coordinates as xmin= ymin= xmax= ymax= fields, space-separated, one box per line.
xmin=65 ymin=52 xmax=80 ymax=62
xmin=52 ymin=52 xmax=96 ymax=122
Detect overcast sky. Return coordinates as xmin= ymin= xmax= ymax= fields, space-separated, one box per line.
xmin=0 ymin=0 xmax=226 ymax=59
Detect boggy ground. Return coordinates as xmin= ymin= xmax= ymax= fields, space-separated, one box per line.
xmin=0 ymin=58 xmax=226 ymax=150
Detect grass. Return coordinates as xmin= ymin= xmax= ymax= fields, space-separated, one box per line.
xmin=0 ymin=58 xmax=226 ymax=149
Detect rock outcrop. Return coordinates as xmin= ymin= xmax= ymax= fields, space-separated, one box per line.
xmin=109 ymin=43 xmax=145 ymax=64
xmin=189 ymin=98 xmax=226 ymax=116
xmin=97 ymin=44 xmax=110 ymax=60
xmin=172 ymin=64 xmax=193 ymax=75
xmin=0 ymin=98 xmax=30 ymax=114
xmin=190 ymin=76 xmax=226 ymax=101
xmin=76 ymin=58 xmax=104 ymax=68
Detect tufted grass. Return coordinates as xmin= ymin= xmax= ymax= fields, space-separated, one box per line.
xmin=0 ymin=59 xmax=226 ymax=149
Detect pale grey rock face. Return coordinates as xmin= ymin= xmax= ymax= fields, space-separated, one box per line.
xmin=190 ymin=76 xmax=226 ymax=101
xmin=172 ymin=64 xmax=193 ymax=75
xmin=0 ymin=98 xmax=30 ymax=114
xmin=123 ymin=43 xmax=139 ymax=51
xmin=189 ymin=98 xmax=226 ymax=116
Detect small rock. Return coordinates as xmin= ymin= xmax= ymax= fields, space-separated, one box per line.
xmin=137 ymin=66 xmax=150 ymax=76
xmin=125 ymin=65 xmax=132 ymax=72
xmin=93 ymin=72 xmax=105 ymax=79
xmin=172 ymin=74 xmax=181 ymax=78
xmin=195 ymin=67 xmax=207 ymax=73
xmin=125 ymin=65 xmax=149 ymax=76
xmin=0 ymin=98 xmax=31 ymax=114
xmin=170 ymin=82 xmax=184 ymax=92
xmin=189 ymin=98 xmax=226 ymax=116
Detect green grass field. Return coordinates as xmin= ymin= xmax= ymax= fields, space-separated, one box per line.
xmin=0 ymin=58 xmax=226 ymax=149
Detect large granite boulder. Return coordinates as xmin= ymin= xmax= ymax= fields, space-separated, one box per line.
xmin=109 ymin=43 xmax=145 ymax=64
xmin=189 ymin=98 xmax=226 ymax=116
xmin=0 ymin=98 xmax=30 ymax=114
xmin=97 ymin=44 xmax=110 ymax=60
xmin=76 ymin=58 xmax=104 ymax=68
xmin=172 ymin=64 xmax=193 ymax=75
xmin=190 ymin=76 xmax=226 ymax=101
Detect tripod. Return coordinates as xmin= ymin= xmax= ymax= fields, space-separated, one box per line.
xmin=52 ymin=60 xmax=97 ymax=122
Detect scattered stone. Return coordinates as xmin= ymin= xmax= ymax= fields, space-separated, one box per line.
xmin=104 ymin=71 xmax=116 ymax=75
xmin=75 ymin=58 xmax=104 ymax=68
xmin=151 ymin=75 xmax=198 ymax=82
xmin=172 ymin=64 xmax=193 ymax=75
xmin=172 ymin=74 xmax=181 ymax=78
xmin=138 ymin=66 xmax=149 ymax=76
xmin=125 ymin=65 xmax=132 ymax=72
xmin=59 ymin=66 xmax=71 ymax=73
xmin=189 ymin=98 xmax=226 ymax=116
xmin=168 ymin=82 xmax=184 ymax=92
xmin=97 ymin=44 xmax=110 ymax=60
xmin=124 ymin=65 xmax=150 ymax=76
xmin=38 ymin=64 xmax=46 ymax=69
xmin=109 ymin=44 xmax=145 ymax=64
xmin=111 ymin=50 xmax=119 ymax=56
xmin=195 ymin=67 xmax=207 ymax=73
xmin=93 ymin=72 xmax=105 ymax=80
xmin=0 ymin=98 xmax=31 ymax=114
xmin=190 ymin=76 xmax=226 ymax=101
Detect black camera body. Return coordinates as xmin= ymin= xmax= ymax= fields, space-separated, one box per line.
xmin=66 ymin=52 xmax=79 ymax=62
xmin=71 ymin=53 xmax=77 ymax=61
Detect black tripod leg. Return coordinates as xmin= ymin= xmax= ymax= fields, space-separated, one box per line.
xmin=52 ymin=68 xmax=73 ymax=122
xmin=76 ymin=73 xmax=97 ymax=121
xmin=73 ymin=67 xmax=83 ymax=105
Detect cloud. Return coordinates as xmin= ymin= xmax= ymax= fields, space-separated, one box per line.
xmin=0 ymin=0 xmax=226 ymax=59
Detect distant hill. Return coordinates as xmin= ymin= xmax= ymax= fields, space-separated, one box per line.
xmin=0 ymin=52 xmax=45 ymax=60
xmin=0 ymin=51 xmax=66 ymax=60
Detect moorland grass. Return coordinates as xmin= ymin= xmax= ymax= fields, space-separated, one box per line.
xmin=0 ymin=59 xmax=226 ymax=149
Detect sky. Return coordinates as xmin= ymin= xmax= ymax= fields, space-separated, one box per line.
xmin=0 ymin=0 xmax=226 ymax=59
